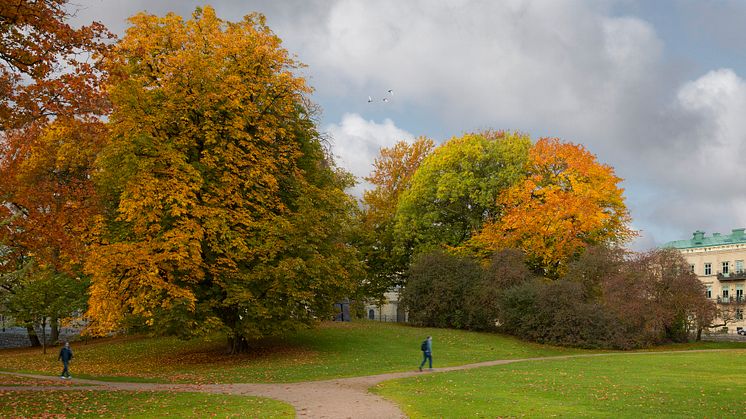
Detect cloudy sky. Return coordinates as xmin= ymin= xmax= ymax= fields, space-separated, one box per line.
xmin=71 ymin=0 xmax=746 ymax=250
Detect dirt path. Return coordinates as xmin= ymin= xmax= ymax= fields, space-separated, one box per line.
xmin=0 ymin=349 xmax=738 ymax=419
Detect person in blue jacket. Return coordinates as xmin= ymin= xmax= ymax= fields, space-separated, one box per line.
xmin=58 ymin=341 xmax=74 ymax=379
xmin=419 ymin=336 xmax=432 ymax=371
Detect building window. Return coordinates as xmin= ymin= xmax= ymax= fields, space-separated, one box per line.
xmin=722 ymin=261 xmax=730 ymax=275
xmin=737 ymin=309 xmax=744 ymax=321
xmin=723 ymin=288 xmax=729 ymax=299
xmin=704 ymin=263 xmax=711 ymax=275
xmin=690 ymin=264 xmax=695 ymax=274
xmin=706 ymin=286 xmax=712 ymax=299
xmin=737 ymin=285 xmax=744 ymax=302
xmin=737 ymin=260 xmax=744 ymax=273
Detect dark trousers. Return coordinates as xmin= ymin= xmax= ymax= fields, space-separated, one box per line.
xmin=419 ymin=351 xmax=432 ymax=369
xmin=61 ymin=360 xmax=70 ymax=377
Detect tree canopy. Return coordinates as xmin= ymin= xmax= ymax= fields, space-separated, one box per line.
xmin=472 ymin=138 xmax=633 ymax=277
xmin=85 ymin=7 xmax=359 ymax=351
xmin=395 ymin=130 xmax=531 ymax=255
xmin=0 ymin=0 xmax=111 ymax=129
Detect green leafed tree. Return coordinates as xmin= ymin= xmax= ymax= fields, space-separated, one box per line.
xmin=394 ymin=130 xmax=530 ymax=260
xmin=86 ymin=7 xmax=360 ymax=352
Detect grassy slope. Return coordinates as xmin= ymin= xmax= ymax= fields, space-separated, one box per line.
xmin=0 ymin=321 xmax=587 ymax=383
xmin=373 ymin=350 xmax=746 ymax=418
xmin=0 ymin=390 xmax=293 ymax=418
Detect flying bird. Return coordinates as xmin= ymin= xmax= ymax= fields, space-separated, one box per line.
xmin=382 ymin=97 xmax=389 ymax=102
xmin=368 ymin=96 xmax=373 ymax=103
xmin=387 ymin=89 xmax=394 ymax=95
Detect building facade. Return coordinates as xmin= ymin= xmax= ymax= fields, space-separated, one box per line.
xmin=363 ymin=291 xmax=407 ymax=323
xmin=665 ymin=229 xmax=746 ymax=333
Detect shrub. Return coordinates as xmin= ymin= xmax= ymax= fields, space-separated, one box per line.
xmin=464 ymin=249 xmax=534 ymax=331
xmin=401 ymin=250 xmax=482 ymax=328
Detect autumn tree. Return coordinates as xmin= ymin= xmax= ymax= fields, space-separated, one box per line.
xmin=356 ymin=137 xmax=434 ymax=302
xmin=87 ymin=7 xmax=360 ymax=352
xmin=0 ymin=0 xmax=111 ymax=347
xmin=395 ymin=131 xmax=530 ymax=260
xmin=0 ymin=0 xmax=111 ymax=129
xmin=472 ymin=138 xmax=633 ymax=278
xmin=602 ymin=248 xmax=713 ymax=345
xmin=0 ymin=119 xmax=105 ymax=345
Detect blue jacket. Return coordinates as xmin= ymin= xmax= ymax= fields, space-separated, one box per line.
xmin=424 ymin=339 xmax=432 ymax=354
xmin=59 ymin=346 xmax=73 ymax=362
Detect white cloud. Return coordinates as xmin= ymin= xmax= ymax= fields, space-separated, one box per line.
xmin=638 ymin=69 xmax=746 ymax=237
xmin=325 ymin=113 xmax=414 ymax=197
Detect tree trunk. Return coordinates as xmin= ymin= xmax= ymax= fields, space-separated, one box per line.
xmin=26 ymin=325 xmax=41 ymax=347
xmin=226 ymin=334 xmax=249 ymax=354
xmin=696 ymin=326 xmax=703 ymax=341
xmin=41 ymin=317 xmax=47 ymax=354
xmin=50 ymin=317 xmax=59 ymax=344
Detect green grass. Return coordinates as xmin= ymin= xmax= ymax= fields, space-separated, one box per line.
xmin=0 ymin=390 xmax=293 ymax=418
xmin=0 ymin=321 xmax=586 ymax=383
xmin=373 ymin=350 xmax=746 ymax=418
xmin=2 ymin=321 xmax=744 ymax=385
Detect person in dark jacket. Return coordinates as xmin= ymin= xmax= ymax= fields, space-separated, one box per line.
xmin=58 ymin=341 xmax=73 ymax=379
xmin=419 ymin=336 xmax=432 ymax=371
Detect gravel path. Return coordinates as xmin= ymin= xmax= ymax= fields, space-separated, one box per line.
xmin=0 ymin=349 xmax=738 ymax=418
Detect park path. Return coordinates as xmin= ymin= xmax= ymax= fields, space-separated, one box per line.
xmin=0 ymin=349 xmax=737 ymax=419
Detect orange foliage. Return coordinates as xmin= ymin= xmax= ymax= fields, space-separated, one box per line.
xmin=0 ymin=119 xmax=107 ymax=273
xmin=363 ymin=137 xmax=435 ymax=229
xmin=0 ymin=0 xmax=111 ymax=129
xmin=473 ymin=138 xmax=633 ymax=277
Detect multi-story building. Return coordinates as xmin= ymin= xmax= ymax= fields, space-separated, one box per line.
xmin=665 ymin=229 xmax=746 ymax=333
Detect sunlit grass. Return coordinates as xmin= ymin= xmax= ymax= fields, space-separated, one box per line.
xmin=373 ymin=350 xmax=746 ymax=418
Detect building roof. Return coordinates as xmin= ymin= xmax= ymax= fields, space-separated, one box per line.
xmin=664 ymin=228 xmax=746 ymax=249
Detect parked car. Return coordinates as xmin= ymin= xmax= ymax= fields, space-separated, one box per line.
xmin=737 ymin=328 xmax=746 ymax=336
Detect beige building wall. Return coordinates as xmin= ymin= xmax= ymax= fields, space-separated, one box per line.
xmin=364 ymin=291 xmax=407 ymax=322
xmin=677 ymin=243 xmax=746 ymax=333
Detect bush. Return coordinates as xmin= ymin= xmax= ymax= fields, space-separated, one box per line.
xmin=401 ymin=250 xmax=482 ymax=328
xmin=464 ymin=249 xmax=534 ymax=331
xmin=402 ymin=246 xmax=712 ymax=350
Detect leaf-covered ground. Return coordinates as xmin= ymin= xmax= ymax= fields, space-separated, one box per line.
xmin=0 ymin=390 xmax=293 ymax=418
xmin=0 ymin=374 xmax=84 ymax=387
xmin=0 ymin=321 xmax=589 ymax=383
xmin=373 ymin=350 xmax=746 ymax=418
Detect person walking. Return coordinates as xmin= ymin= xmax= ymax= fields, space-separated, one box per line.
xmin=58 ymin=341 xmax=73 ymax=379
xmin=419 ymin=336 xmax=432 ymax=371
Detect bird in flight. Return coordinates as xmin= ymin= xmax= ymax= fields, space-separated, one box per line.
xmin=368 ymin=90 xmax=394 ymax=103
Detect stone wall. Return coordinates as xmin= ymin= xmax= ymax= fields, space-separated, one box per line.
xmin=0 ymin=326 xmax=81 ymax=349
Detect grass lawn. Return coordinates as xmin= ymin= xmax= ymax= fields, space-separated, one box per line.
xmin=0 ymin=321 xmax=587 ymax=383
xmin=373 ymin=350 xmax=746 ymax=418
xmin=2 ymin=321 xmax=745 ymax=385
xmin=0 ymin=390 xmax=293 ymax=418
